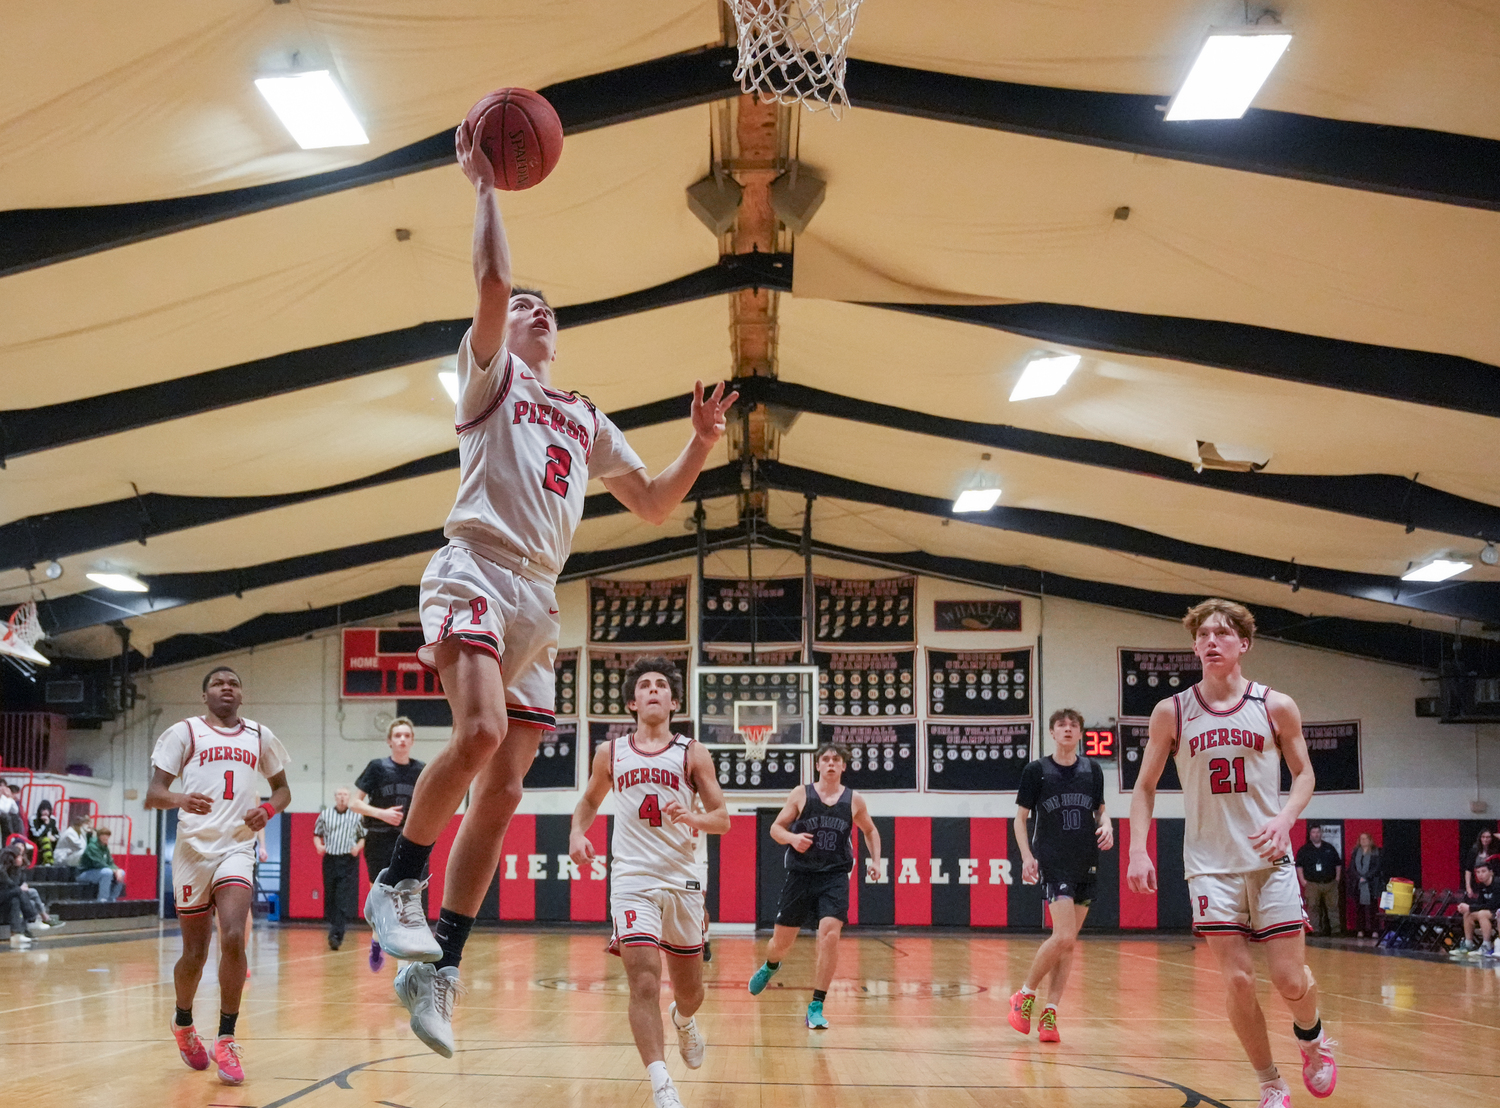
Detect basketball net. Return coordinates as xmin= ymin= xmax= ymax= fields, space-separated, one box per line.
xmin=723 ymin=0 xmax=866 ymax=115
xmin=740 ymin=725 xmax=774 ymax=762
xmin=0 ymin=601 xmax=49 ymax=670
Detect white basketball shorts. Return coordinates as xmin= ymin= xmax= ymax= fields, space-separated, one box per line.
xmin=417 ymin=543 xmax=561 ymax=731
xmin=173 ymin=840 xmax=256 ymax=915
xmin=1189 ymin=862 xmax=1310 ymax=942
xmin=608 ymin=874 xmax=706 ymax=958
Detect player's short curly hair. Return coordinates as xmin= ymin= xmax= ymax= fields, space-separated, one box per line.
xmin=622 ymin=656 xmax=684 ymax=718
xmin=202 ymin=665 xmax=240 ymax=692
xmin=510 ymin=287 xmax=550 ymax=308
xmin=1183 ymin=598 xmax=1257 ymax=643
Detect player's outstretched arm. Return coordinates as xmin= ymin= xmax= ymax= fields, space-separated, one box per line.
xmin=603 ymin=380 xmax=739 ymax=526
xmin=145 ymin=766 xmax=213 ymax=815
xmin=1127 ymin=699 xmax=1175 ymax=893
xmin=1250 ymin=691 xmax=1314 ymax=862
xmin=569 ymin=743 xmax=615 ymax=864
xmin=767 ymin=786 xmax=812 ymax=852
xmin=455 ymin=121 xmax=512 ymax=367
xmin=245 ymin=770 xmax=291 ymax=833
xmin=665 ymin=744 xmax=730 ymax=835
xmin=852 ymin=792 xmax=883 ymax=880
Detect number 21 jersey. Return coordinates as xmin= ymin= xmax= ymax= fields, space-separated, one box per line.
xmin=445 ymin=331 xmax=645 ymax=582
xmin=1172 ymin=682 xmax=1284 ymax=878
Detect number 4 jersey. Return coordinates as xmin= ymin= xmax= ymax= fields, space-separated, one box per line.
xmin=152 ymin=717 xmax=289 ymax=856
xmin=1172 ymin=681 xmax=1284 ymax=879
xmin=445 ymin=330 xmax=644 ymax=584
xmin=609 ymin=733 xmax=705 ymax=891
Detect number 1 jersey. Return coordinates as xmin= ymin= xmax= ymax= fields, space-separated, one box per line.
xmin=152 ymin=717 xmax=289 ymax=856
xmin=1172 ymin=682 xmax=1284 ymax=879
xmin=445 ymin=330 xmax=645 ymax=583
xmin=609 ymin=734 xmax=705 ymax=890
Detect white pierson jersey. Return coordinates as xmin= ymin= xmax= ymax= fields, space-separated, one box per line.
xmin=152 ymin=717 xmax=289 ymax=856
xmin=1172 ymin=682 xmax=1285 ymax=879
xmin=609 ymin=733 xmax=705 ymax=890
xmin=445 ymin=330 xmax=645 ymax=583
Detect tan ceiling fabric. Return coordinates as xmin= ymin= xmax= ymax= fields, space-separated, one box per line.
xmin=792 ymin=109 xmax=1500 ymax=363
xmin=851 ymin=0 xmax=1500 ymax=143
xmin=0 ymin=0 xmax=718 ymax=206
xmin=774 ymin=299 xmax=1500 ymax=505
xmin=2 ymin=108 xmax=719 ymax=408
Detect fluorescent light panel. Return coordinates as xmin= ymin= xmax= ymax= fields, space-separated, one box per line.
xmin=255 ymin=70 xmax=369 ymax=149
xmin=1401 ymin=560 xmax=1471 ymax=583
xmin=1010 ymin=353 xmax=1080 ymax=402
xmin=953 ymin=488 xmax=1002 ymax=513
xmin=1165 ymin=29 xmax=1292 ymax=121
xmin=438 ymin=371 xmax=460 ymax=403
xmin=87 ymin=572 xmax=148 ymax=593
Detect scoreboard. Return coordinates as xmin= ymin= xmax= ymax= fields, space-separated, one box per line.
xmin=341 ymin=628 xmax=442 ymax=699
xmin=1083 ymin=727 xmax=1116 ymax=759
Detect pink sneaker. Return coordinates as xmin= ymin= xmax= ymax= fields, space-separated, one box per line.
xmin=1258 ymin=1082 xmax=1293 ymax=1108
xmin=171 ymin=1023 xmax=209 ymax=1071
xmin=1299 ymin=1033 xmax=1338 ymax=1098
xmin=213 ymin=1035 xmax=245 ymax=1085
xmin=1007 ymin=989 xmax=1034 ymax=1035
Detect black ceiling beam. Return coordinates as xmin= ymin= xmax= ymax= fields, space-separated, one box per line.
xmin=0 ymin=252 xmax=790 ymax=463
xmin=757 ymin=461 xmax=1500 ymax=625
xmin=0 ymin=48 xmax=741 ymax=278
xmin=880 ymin=300 xmax=1500 ymax=422
xmin=847 ymin=60 xmax=1500 ymax=212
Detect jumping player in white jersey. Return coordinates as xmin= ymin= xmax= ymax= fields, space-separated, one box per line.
xmin=146 ymin=666 xmax=290 ymax=1086
xmin=364 ymin=118 xmax=738 ymax=1055
xmin=1128 ymin=599 xmax=1337 ymax=1108
xmin=570 ymin=657 xmax=729 ymax=1108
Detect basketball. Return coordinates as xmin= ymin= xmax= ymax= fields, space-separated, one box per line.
xmin=463 ymin=87 xmax=563 ymax=191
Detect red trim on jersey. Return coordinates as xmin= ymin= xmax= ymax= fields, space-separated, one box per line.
xmin=198 ymin=717 xmax=247 ymax=736
xmin=1190 ymin=681 xmax=1258 ymax=717
xmin=185 ymin=719 xmax=198 ymax=766
xmin=455 ymin=354 xmax=516 ymax=433
xmin=1193 ymin=921 xmax=1253 ymax=937
xmin=1251 ymin=918 xmax=1311 ymax=942
xmin=213 ymin=876 xmax=255 ymax=891
xmin=627 ymin=733 xmax=687 ymax=759
xmin=506 ymin=699 xmax=555 ymax=714
xmin=176 ymin=904 xmax=213 ymax=916
xmin=539 ymin=386 xmax=580 ymax=404
xmin=1171 ymin=693 xmax=1182 ymax=755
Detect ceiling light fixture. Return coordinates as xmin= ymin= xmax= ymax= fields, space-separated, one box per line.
xmin=438 ymin=371 xmax=460 ymax=403
xmin=255 ymin=70 xmax=369 ymax=149
xmin=1010 ymin=353 xmax=1080 ymax=402
xmin=1164 ymin=26 xmax=1293 ymax=122
xmin=87 ymin=571 xmax=149 ymax=593
xmin=1481 ymin=543 xmax=1499 ymax=567
xmin=953 ymin=488 xmax=1002 ymax=513
xmin=1401 ymin=559 xmax=1472 ymax=583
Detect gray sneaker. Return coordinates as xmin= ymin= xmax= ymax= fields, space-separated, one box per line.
xmin=394 ymin=961 xmax=461 ymax=1058
xmin=670 ymin=1001 xmax=705 ymax=1068
xmin=653 ymin=1081 xmax=684 ymax=1108
xmin=364 ymin=871 xmax=440 ymax=962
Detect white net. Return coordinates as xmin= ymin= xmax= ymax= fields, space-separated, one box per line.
xmin=724 ymin=0 xmax=866 ymax=115
xmin=740 ymin=726 xmax=774 ymax=762
xmin=0 ymin=601 xmax=49 ymax=668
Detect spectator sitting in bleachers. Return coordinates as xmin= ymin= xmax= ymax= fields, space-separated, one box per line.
xmin=0 ymin=780 xmax=22 ymax=839
xmin=76 ymin=827 xmax=126 ymax=901
xmin=1453 ymin=857 xmax=1500 ymax=958
xmin=54 ymin=813 xmax=90 ymax=867
xmin=30 ymin=800 xmax=59 ymax=865
xmin=1 ymin=843 xmax=50 ymax=945
xmin=1 ymin=842 xmax=60 ymax=936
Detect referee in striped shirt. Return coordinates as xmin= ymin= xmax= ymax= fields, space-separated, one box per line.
xmin=314 ymin=788 xmax=365 ymax=950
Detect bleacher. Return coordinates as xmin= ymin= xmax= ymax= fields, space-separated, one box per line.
xmin=2 ymin=864 xmax=157 ymax=937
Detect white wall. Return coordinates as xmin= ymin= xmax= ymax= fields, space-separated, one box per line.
xmin=75 ymin=552 xmax=1500 ymax=850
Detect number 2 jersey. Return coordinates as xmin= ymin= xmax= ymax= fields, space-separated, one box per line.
xmin=445 ymin=330 xmax=645 ymax=584
xmin=609 ymin=733 xmax=705 ymax=891
xmin=1172 ymin=681 xmax=1284 ymax=879
xmin=152 ymin=716 xmax=289 ymax=856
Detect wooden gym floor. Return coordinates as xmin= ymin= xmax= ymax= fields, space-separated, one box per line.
xmin=7 ymin=924 xmax=1500 ymax=1107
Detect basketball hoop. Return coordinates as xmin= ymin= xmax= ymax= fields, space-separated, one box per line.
xmin=0 ymin=601 xmax=49 ymax=669
xmin=723 ymin=0 xmax=866 ymax=115
xmin=740 ymin=725 xmax=774 ymax=762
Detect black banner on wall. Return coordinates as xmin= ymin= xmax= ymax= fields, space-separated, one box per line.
xmin=554 ymin=649 xmax=579 ymax=718
xmin=933 ymin=599 xmax=1022 ymax=633
xmin=701 ymin=645 xmax=804 ymax=666
xmin=819 ymin=722 xmax=918 ymax=791
xmin=813 ymin=576 xmax=916 ymax=644
xmin=587 ymin=648 xmax=693 ymax=719
xmin=701 ymin=577 xmax=804 ymax=644
xmin=1118 ymin=721 xmax=1183 ymax=792
xmin=1118 ymin=649 xmax=1201 ymax=719
xmin=523 ymin=721 xmax=579 ymax=790
xmin=588 ymin=578 xmax=689 ymax=644
xmin=814 ymin=650 xmax=917 ymax=720
xmin=926 ymin=721 xmax=1032 ymax=792
xmin=927 ymin=649 xmax=1032 ymax=718
xmin=1281 ymin=720 xmax=1363 ymax=794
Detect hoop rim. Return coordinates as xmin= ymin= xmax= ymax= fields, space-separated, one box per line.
xmin=740 ymin=725 xmax=774 ymax=761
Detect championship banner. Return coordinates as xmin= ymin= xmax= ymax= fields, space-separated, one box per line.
xmin=925 ymin=721 xmax=1032 ymax=792
xmin=926 ymin=648 xmax=1032 ymax=718
xmin=813 ymin=649 xmax=917 ymax=720
xmin=933 ymin=599 xmax=1022 ymax=633
xmin=554 ymin=649 xmax=579 ymax=718
xmin=586 ymin=648 xmax=692 ymax=719
xmin=1281 ymin=720 xmax=1363 ymax=794
xmin=813 ymin=575 xmax=916 ymax=644
xmin=1118 ymin=648 xmax=1200 ymax=719
xmin=819 ymin=722 xmax=918 ymax=791
xmin=701 ymin=577 xmax=804 ymax=645
xmin=588 ymin=577 xmax=689 ymax=644
xmin=701 ymin=645 xmax=804 ymax=666
xmin=1118 ymin=721 xmax=1182 ymax=792
xmin=523 ymin=721 xmax=578 ymax=790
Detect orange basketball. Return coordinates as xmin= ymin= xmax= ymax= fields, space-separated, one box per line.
xmin=463 ymin=87 xmax=563 ymax=191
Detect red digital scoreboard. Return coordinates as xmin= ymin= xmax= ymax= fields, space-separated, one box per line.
xmin=341 ymin=628 xmax=444 ymax=699
xmin=1083 ymin=727 xmax=1116 ymax=759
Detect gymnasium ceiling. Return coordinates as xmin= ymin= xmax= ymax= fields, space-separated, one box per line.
xmin=4 ymin=0 xmax=1500 ymax=671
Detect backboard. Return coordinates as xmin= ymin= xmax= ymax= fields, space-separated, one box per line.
xmin=695 ymin=665 xmax=819 ymax=752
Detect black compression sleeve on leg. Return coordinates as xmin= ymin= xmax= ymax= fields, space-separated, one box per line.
xmin=1293 ymin=1018 xmax=1323 ymax=1041
xmin=812 ymin=989 xmax=827 ymax=1004
xmin=175 ymin=1007 xmax=194 ymax=1028
xmin=434 ymin=908 xmax=476 ymax=971
xmin=765 ymin=961 xmax=780 ymax=971
xmin=219 ymin=1011 xmax=239 ymax=1038
xmin=384 ymin=834 xmax=434 ymax=885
